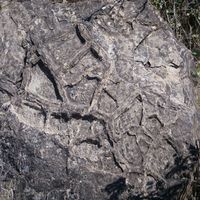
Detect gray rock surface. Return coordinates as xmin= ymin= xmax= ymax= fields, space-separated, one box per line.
xmin=0 ymin=0 xmax=199 ymax=199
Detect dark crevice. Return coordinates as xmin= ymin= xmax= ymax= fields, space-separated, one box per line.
xmin=144 ymin=61 xmax=151 ymax=68
xmin=0 ymin=88 xmax=13 ymax=97
xmin=105 ymin=129 xmax=114 ymax=147
xmin=23 ymin=102 xmax=42 ymax=111
xmin=135 ymin=0 xmax=148 ymax=18
xmin=170 ymin=62 xmax=180 ymax=69
xmin=139 ymin=108 xmax=144 ymax=126
xmin=65 ymin=77 xmax=83 ymax=88
xmin=9 ymin=14 xmax=18 ymax=27
xmin=134 ymin=31 xmax=152 ymax=51
xmin=101 ymin=120 xmax=114 ymax=147
xmin=103 ymin=89 xmax=118 ymax=107
xmin=23 ymin=49 xmax=28 ymax=67
xmin=23 ymin=102 xmax=48 ymax=124
xmin=164 ymin=137 xmax=182 ymax=157
xmin=157 ymin=101 xmax=165 ymax=109
xmin=51 ymin=111 xmax=98 ymax=123
xmin=37 ymin=59 xmax=63 ymax=102
xmin=16 ymin=71 xmax=23 ymax=86
xmin=71 ymin=113 xmax=114 ymax=147
xmin=80 ymin=138 xmax=102 ymax=148
xmin=51 ymin=112 xmax=69 ymax=122
xmin=126 ymin=21 xmax=134 ymax=30
xmin=89 ymin=89 xmax=97 ymax=106
xmin=136 ymin=94 xmax=143 ymax=102
xmin=112 ymin=153 xmax=124 ymax=173
xmin=40 ymin=107 xmax=48 ymax=125
xmin=86 ymin=75 xmax=101 ymax=82
xmin=148 ymin=114 xmax=164 ymax=127
xmin=83 ymin=4 xmax=107 ymax=22
xmin=87 ymin=76 xmax=101 ymax=107
xmin=0 ymin=77 xmax=16 ymax=96
xmin=51 ymin=111 xmax=114 ymax=148
xmin=90 ymin=47 xmax=102 ymax=61
xmin=136 ymin=94 xmax=143 ymax=126
xmin=139 ymin=0 xmax=148 ymax=14
xmin=84 ymin=16 xmax=93 ymax=22
xmin=66 ymin=0 xmax=84 ymax=3
xmin=70 ymin=112 xmax=97 ymax=122
xmin=75 ymin=25 xmax=86 ymax=44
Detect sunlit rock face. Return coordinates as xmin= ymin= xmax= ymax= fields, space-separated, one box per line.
xmin=0 ymin=0 xmax=199 ymax=199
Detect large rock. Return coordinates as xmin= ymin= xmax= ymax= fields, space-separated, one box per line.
xmin=0 ymin=0 xmax=199 ymax=199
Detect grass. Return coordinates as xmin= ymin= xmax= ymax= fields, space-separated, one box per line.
xmin=150 ymin=1 xmax=200 ymax=199
xmin=151 ymin=0 xmax=200 ymax=56
xmin=151 ymin=0 xmax=200 ymax=88
xmin=151 ymin=0 xmax=200 ymax=102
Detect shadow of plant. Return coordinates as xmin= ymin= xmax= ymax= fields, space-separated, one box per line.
xmin=104 ymin=140 xmax=200 ymax=200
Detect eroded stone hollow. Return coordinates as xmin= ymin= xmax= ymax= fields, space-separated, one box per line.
xmin=0 ymin=0 xmax=199 ymax=199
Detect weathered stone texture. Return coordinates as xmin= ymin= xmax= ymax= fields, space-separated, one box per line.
xmin=0 ymin=0 xmax=199 ymax=199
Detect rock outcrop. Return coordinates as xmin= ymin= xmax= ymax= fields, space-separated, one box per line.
xmin=0 ymin=0 xmax=199 ymax=199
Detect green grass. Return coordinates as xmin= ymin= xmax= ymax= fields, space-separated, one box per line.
xmin=150 ymin=1 xmax=200 ymax=199
xmin=151 ymin=0 xmax=200 ymax=55
xmin=151 ymin=0 xmax=200 ymax=107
